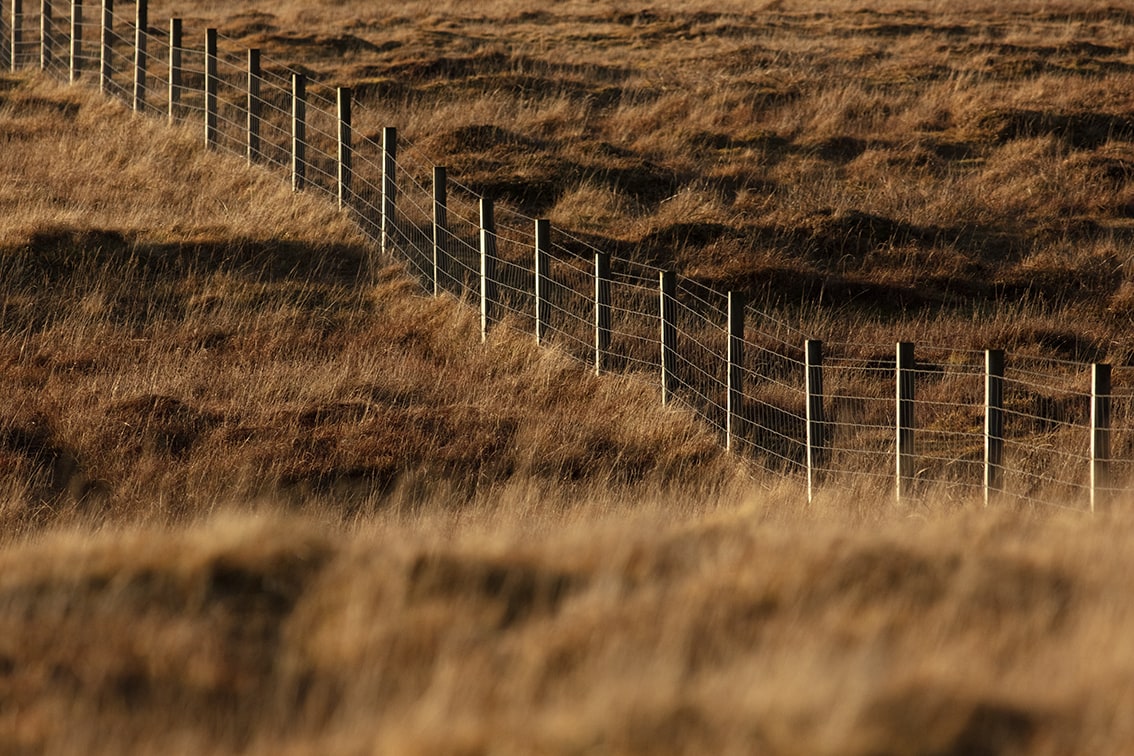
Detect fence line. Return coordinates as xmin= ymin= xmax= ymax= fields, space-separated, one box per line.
xmin=9 ymin=3 xmax=1133 ymax=511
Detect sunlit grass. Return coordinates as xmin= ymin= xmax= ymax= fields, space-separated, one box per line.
xmin=4 ymin=1 xmax=1134 ymax=752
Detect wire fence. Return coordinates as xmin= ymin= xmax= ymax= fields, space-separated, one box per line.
xmin=9 ymin=2 xmax=1134 ymax=512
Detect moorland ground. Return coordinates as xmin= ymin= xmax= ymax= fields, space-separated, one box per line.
xmin=4 ymin=1 xmax=1134 ymax=753
xmin=149 ymin=0 xmax=1134 ymax=356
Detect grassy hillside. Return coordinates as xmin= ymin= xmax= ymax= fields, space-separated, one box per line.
xmin=146 ymin=0 xmax=1134 ymax=358
xmin=4 ymin=2 xmax=1134 ymax=753
xmin=0 ymin=74 xmax=735 ymax=535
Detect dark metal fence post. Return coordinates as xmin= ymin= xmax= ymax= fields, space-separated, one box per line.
xmin=245 ymin=47 xmax=260 ymax=162
xmin=167 ymin=18 xmax=180 ymax=123
xmin=132 ymin=0 xmax=146 ymax=112
xmin=1091 ymin=363 xmax=1112 ymax=513
xmin=337 ymin=86 xmax=352 ymax=210
xmin=381 ymin=126 xmax=397 ymax=257
xmin=896 ymin=341 xmax=916 ymax=501
xmin=67 ymin=0 xmax=79 ymax=82
xmin=432 ymin=167 xmax=448 ymax=297
xmin=727 ymin=292 xmax=746 ymax=452
xmin=98 ymin=0 xmax=110 ymax=94
xmin=10 ymin=0 xmax=21 ymax=72
xmin=535 ymin=219 xmax=550 ymax=344
xmin=805 ymin=339 xmax=826 ymax=502
xmin=660 ymin=271 xmax=676 ymax=405
xmin=984 ymin=348 xmax=1005 ymax=505
xmin=204 ymin=28 xmax=217 ymax=148
xmin=480 ymin=197 xmax=497 ymax=342
xmin=291 ymin=72 xmax=306 ymax=192
xmin=39 ymin=0 xmax=49 ymax=70
xmin=595 ymin=252 xmax=611 ymax=375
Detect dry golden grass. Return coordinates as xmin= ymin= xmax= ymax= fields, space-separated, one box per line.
xmin=136 ymin=0 xmax=1134 ymax=359
xmin=0 ymin=74 xmax=734 ymax=536
xmin=9 ymin=494 xmax=1134 ymax=754
xmin=6 ymin=2 xmax=1134 ymax=753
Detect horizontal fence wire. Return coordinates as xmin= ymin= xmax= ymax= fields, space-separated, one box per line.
xmin=911 ymin=347 xmax=984 ymax=489
xmin=608 ymin=278 xmax=660 ymax=375
xmin=11 ymin=8 xmax=1134 ymax=510
xmin=820 ymin=356 xmax=894 ymax=485
xmin=542 ymin=256 xmax=593 ymax=363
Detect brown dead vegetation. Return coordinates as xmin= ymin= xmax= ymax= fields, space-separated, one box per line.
xmin=135 ymin=0 xmax=1134 ymax=358
xmin=3 ymin=1 xmax=1134 ymax=753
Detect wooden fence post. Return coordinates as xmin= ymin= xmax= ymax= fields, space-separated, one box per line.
xmin=39 ymin=0 xmax=48 ymax=70
xmin=432 ymin=166 xmax=447 ymax=297
xmin=381 ymin=126 xmax=397 ymax=257
xmin=595 ymin=252 xmax=611 ymax=376
xmin=480 ymin=196 xmax=497 ymax=343
xmin=1091 ymin=363 xmax=1112 ymax=513
xmin=132 ymin=0 xmax=145 ymax=112
xmin=805 ymin=339 xmax=826 ymax=503
xmin=204 ymin=28 xmax=216 ymax=148
xmin=167 ymin=18 xmax=180 ymax=123
xmin=336 ymin=86 xmax=352 ymax=210
xmin=984 ymin=348 xmax=1005 ymax=506
xmin=535 ymin=218 xmax=550 ymax=344
xmin=67 ymin=0 xmax=78 ymax=82
xmin=726 ymin=292 xmax=746 ymax=452
xmin=660 ymin=271 xmax=676 ymax=405
xmin=245 ymin=48 xmax=259 ymax=162
xmin=291 ymin=72 xmax=306 ymax=192
xmin=10 ymin=0 xmax=21 ymax=72
xmin=98 ymin=0 xmax=109 ymax=94
xmin=896 ymin=341 xmax=916 ymax=501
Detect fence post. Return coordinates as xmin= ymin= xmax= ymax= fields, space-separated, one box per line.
xmin=39 ymin=0 xmax=48 ymax=70
xmin=984 ymin=348 xmax=1005 ymax=506
xmin=132 ymin=0 xmax=145 ymax=112
xmin=726 ymin=292 xmax=746 ymax=452
xmin=67 ymin=0 xmax=77 ymax=82
xmin=291 ymin=72 xmax=306 ymax=192
xmin=535 ymin=218 xmax=550 ymax=345
xmin=896 ymin=341 xmax=916 ymax=501
xmin=98 ymin=0 xmax=109 ymax=94
xmin=245 ymin=48 xmax=260 ymax=162
xmin=480 ymin=197 xmax=497 ymax=343
xmin=167 ymin=18 xmax=180 ymax=123
xmin=660 ymin=271 xmax=676 ymax=406
xmin=595 ymin=252 xmax=611 ymax=376
xmin=204 ymin=28 xmax=216 ymax=149
xmin=805 ymin=339 xmax=826 ymax=503
xmin=1091 ymin=363 xmax=1112 ymax=513
xmin=432 ymin=166 xmax=447 ymax=297
xmin=10 ymin=0 xmax=20 ymax=72
xmin=381 ymin=126 xmax=397 ymax=258
xmin=336 ymin=86 xmax=352 ymax=210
